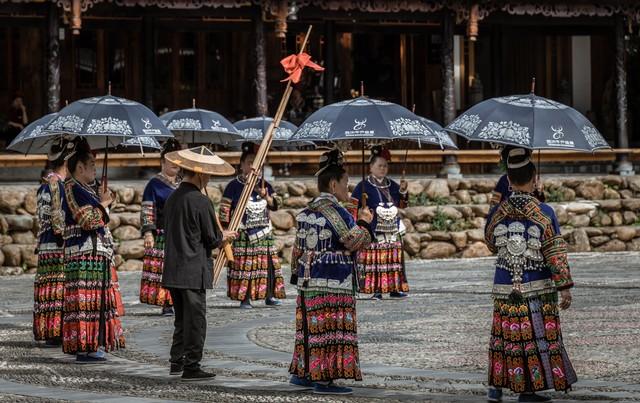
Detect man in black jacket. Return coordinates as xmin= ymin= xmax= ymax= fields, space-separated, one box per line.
xmin=162 ymin=146 xmax=236 ymax=381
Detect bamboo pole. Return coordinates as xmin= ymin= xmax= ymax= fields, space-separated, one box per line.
xmin=213 ymin=25 xmax=314 ymax=285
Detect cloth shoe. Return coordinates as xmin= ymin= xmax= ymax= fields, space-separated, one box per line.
xmin=181 ymin=368 xmax=216 ymax=381
xmin=240 ymin=300 xmax=253 ymax=309
xmin=518 ymin=393 xmax=552 ymax=402
xmin=76 ymin=354 xmax=107 ymax=363
xmin=487 ymin=387 xmax=503 ymax=402
xmin=313 ymin=382 xmax=353 ymax=395
xmin=43 ymin=338 xmax=62 ymax=348
xmin=389 ymin=291 xmax=408 ymax=298
xmin=289 ymin=374 xmax=314 ymax=388
xmin=371 ymin=293 xmax=382 ymax=300
xmin=265 ymin=297 xmax=282 ymax=306
xmin=162 ymin=306 xmax=175 ymax=316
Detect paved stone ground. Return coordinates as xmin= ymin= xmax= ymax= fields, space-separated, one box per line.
xmin=0 ymin=252 xmax=639 ymax=402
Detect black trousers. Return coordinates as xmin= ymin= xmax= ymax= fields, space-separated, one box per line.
xmin=168 ymin=288 xmax=207 ymax=370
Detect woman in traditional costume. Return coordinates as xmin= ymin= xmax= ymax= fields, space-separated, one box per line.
xmin=139 ymin=139 xmax=181 ymax=316
xmin=288 ymin=149 xmax=374 ymax=395
xmin=62 ymin=139 xmax=125 ymax=362
xmin=221 ymin=142 xmax=286 ymax=308
xmin=485 ymin=148 xmax=576 ymax=403
xmin=351 ymin=145 xmax=409 ymax=299
xmin=33 ymin=138 xmax=73 ymax=346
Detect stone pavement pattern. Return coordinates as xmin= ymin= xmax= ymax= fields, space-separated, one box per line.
xmin=0 ymin=252 xmax=639 ymax=402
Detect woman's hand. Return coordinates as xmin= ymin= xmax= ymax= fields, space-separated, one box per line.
xmin=143 ymin=232 xmax=154 ymax=249
xmin=259 ymin=187 xmax=274 ymax=206
xmin=358 ymin=207 xmax=373 ymax=224
xmin=222 ymin=230 xmax=238 ymax=243
xmin=559 ymin=289 xmax=572 ymax=310
xmin=400 ymin=179 xmax=408 ymax=193
xmin=99 ymin=186 xmax=114 ymax=208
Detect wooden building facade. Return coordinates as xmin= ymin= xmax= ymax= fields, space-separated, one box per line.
xmin=1 ymin=0 xmax=640 ymax=156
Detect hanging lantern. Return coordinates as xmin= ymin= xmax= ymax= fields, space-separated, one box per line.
xmin=467 ymin=3 xmax=479 ymax=41
xmin=274 ymin=0 xmax=288 ymax=39
xmin=71 ymin=0 xmax=82 ymax=35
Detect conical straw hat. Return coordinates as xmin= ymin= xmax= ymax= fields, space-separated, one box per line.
xmin=164 ymin=145 xmax=235 ymax=176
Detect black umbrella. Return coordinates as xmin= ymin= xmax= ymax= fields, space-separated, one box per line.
xmin=444 ymin=92 xmax=610 ymax=152
xmin=289 ymin=96 xmax=448 ymax=146
xmin=7 ymin=112 xmax=59 ymax=154
xmin=235 ymin=116 xmax=310 ymax=148
xmin=160 ymin=100 xmax=241 ymax=146
xmin=42 ymin=93 xmax=172 ymax=186
xmin=43 ymin=94 xmax=172 ymax=149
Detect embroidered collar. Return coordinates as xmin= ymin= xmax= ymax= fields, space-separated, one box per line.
xmin=316 ymin=192 xmax=340 ymax=205
xmin=367 ymin=175 xmax=390 ymax=189
xmin=44 ymin=171 xmax=65 ymax=183
xmin=156 ymin=172 xmax=178 ymax=188
xmin=71 ymin=176 xmax=99 ymax=200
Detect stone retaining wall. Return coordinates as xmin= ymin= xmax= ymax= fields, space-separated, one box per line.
xmin=2 ymin=175 xmax=640 ymax=275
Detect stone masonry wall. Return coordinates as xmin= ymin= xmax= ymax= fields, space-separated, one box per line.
xmin=2 ymin=175 xmax=640 ymax=275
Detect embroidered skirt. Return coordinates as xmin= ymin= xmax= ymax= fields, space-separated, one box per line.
xmin=33 ymin=244 xmax=65 ymax=341
xmin=62 ymin=254 xmax=125 ymax=354
xmin=289 ymin=290 xmax=362 ymax=382
xmin=357 ymin=240 xmax=409 ymax=294
xmin=140 ymin=230 xmax=173 ymax=307
xmin=488 ymin=293 xmax=577 ymax=393
xmin=227 ymin=231 xmax=285 ymax=301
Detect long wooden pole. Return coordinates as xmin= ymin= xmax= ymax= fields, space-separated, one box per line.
xmin=213 ymin=25 xmax=314 ymax=285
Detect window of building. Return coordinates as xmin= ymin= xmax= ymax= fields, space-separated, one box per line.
xmin=179 ymin=32 xmax=196 ymax=90
xmin=75 ymin=30 xmax=97 ymax=88
xmin=155 ymin=31 xmax=172 ymax=90
xmin=107 ymin=31 xmax=127 ymax=89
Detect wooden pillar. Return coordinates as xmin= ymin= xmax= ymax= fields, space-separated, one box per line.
xmin=47 ymin=3 xmax=61 ymax=113
xmin=440 ymin=10 xmax=461 ymax=178
xmin=253 ymin=7 xmax=268 ymax=116
xmin=142 ymin=15 xmax=154 ymax=110
xmin=615 ymin=14 xmax=634 ymax=175
xmin=323 ymin=20 xmax=335 ymax=105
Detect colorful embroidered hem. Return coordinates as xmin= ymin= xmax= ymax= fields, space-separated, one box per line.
xmin=289 ymin=291 xmax=362 ymax=382
xmin=227 ymin=232 xmax=286 ymax=301
xmin=62 ymin=255 xmax=125 ymax=354
xmin=33 ymin=245 xmax=65 ymax=341
xmin=140 ymin=231 xmax=173 ymax=307
xmin=357 ymin=240 xmax=409 ymax=294
xmin=488 ymin=293 xmax=577 ymax=393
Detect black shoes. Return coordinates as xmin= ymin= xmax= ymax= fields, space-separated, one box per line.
xmin=181 ymin=368 xmax=216 ymax=381
xmin=518 ymin=393 xmax=552 ymax=402
xmin=170 ymin=362 xmax=184 ymax=375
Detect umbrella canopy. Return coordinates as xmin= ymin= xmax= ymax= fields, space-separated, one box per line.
xmin=7 ymin=112 xmax=59 ymax=154
xmin=235 ymin=116 xmax=308 ymax=148
xmin=160 ymin=108 xmax=241 ymax=145
xmin=445 ymin=94 xmax=610 ymax=152
xmin=416 ymin=116 xmax=458 ymax=149
xmin=115 ymin=136 xmax=161 ymax=151
xmin=289 ymin=96 xmax=449 ymax=147
xmin=42 ymin=95 xmax=172 ymax=149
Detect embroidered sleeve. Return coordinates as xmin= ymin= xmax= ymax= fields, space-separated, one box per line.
xmin=140 ymin=182 xmax=156 ymax=234
xmin=48 ymin=179 xmax=65 ymax=235
xmin=391 ymin=179 xmax=408 ymax=208
xmin=322 ymin=202 xmax=371 ymax=252
xmin=64 ymin=180 xmax=106 ymax=231
xmin=541 ymin=209 xmax=573 ymax=290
